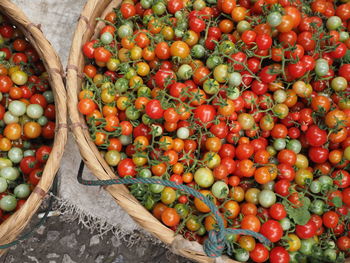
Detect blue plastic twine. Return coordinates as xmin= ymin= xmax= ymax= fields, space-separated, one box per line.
xmin=77 ymin=161 xmax=271 ymax=258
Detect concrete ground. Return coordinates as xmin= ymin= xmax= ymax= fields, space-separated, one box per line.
xmin=1 ymin=204 xmax=190 ymax=263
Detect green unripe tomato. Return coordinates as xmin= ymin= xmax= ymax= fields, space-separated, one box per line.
xmin=236 ymin=20 xmax=251 ymax=33
xmin=315 ymin=59 xmax=329 ymax=77
xmin=142 ymin=114 xmax=152 ymax=125
xmin=196 ymin=225 xmax=206 ymax=236
xmin=0 ymin=177 xmax=8 ymax=193
xmin=267 ymin=12 xmax=282 ymax=27
xmin=310 ymin=180 xmax=321 ymax=193
xmin=211 ymin=181 xmax=229 ymax=199
xmin=125 ymin=68 xmax=136 ymax=80
xmin=203 ymin=79 xmax=220 ymax=95
xmin=38 ymin=116 xmax=48 ymax=126
xmin=43 ymin=91 xmax=54 ymax=103
xmin=0 ymin=167 xmax=19 ymax=181
xmin=309 ymin=199 xmax=325 ymax=215
xmin=319 ymin=175 xmax=333 ymax=186
xmin=8 ymin=100 xmax=26 ymax=117
xmin=149 ymin=125 xmax=161 ymax=137
xmin=149 ymin=176 xmax=165 ymax=193
xmin=228 ymin=72 xmax=242 ymax=87
xmin=174 ymin=11 xmax=184 ymax=19
xmin=105 ymin=150 xmax=121 ymax=166
xmin=331 ymin=76 xmax=347 ymax=92
xmin=234 ymin=249 xmax=249 ymax=262
xmin=339 ymin=31 xmax=349 ymax=42
xmin=14 ymin=184 xmax=31 ymax=199
xmin=262 ymin=181 xmax=274 ymax=191
xmin=326 ymin=16 xmax=342 ymax=30
xmin=138 ymin=168 xmax=152 ymax=178
xmin=279 ymin=217 xmax=291 ymax=231
xmin=273 ymin=89 xmax=287 ymax=103
xmin=144 ymin=196 xmax=155 ymax=210
xmin=177 ymin=64 xmax=193 ymax=80
xmin=299 ymin=238 xmax=316 ymax=256
xmin=258 ymin=189 xmax=276 ymax=208
xmin=193 ymin=0 xmax=206 ymax=10
xmin=324 ymin=248 xmax=337 ymax=262
xmin=177 ymin=127 xmax=190 ymax=139
xmin=174 ymin=29 xmax=184 ymax=38
xmin=0 ymin=51 xmax=6 ymax=59
xmin=191 ymin=45 xmax=205 ymax=59
xmin=8 ymin=147 xmax=23 ymax=164
xmin=101 ymin=32 xmax=113 ymax=44
xmin=218 ymin=41 xmax=234 ymax=55
xmin=26 ymin=104 xmax=44 ymax=119
xmin=213 ymin=64 xmax=228 ymax=83
xmin=118 ymin=135 xmax=132 ymax=146
xmin=161 ymin=187 xmax=176 ymax=205
xmin=4 ymin=111 xmax=19 ymax=124
xmin=115 ymin=78 xmax=129 ymax=93
xmin=0 ymin=158 xmax=12 ymax=169
xmin=125 ymin=106 xmax=140 ymax=120
xmin=194 ymin=167 xmax=214 ymax=188
xmin=118 ymin=24 xmax=133 ymax=38
xmin=152 ymin=2 xmax=166 ymax=15
xmin=287 ymin=139 xmax=302 ymax=154
xmin=0 ymin=195 xmax=17 ymax=212
xmin=266 ymin=146 xmax=277 ymax=156
xmin=206 ymin=55 xmax=222 ymax=69
xmin=175 ymin=203 xmax=189 ymax=219
xmin=137 ymin=86 xmax=151 ymax=97
xmin=23 ymin=150 xmax=35 ymax=157
xmin=140 ymin=0 xmax=152 ymax=9
xmin=273 ymin=138 xmax=286 ymax=150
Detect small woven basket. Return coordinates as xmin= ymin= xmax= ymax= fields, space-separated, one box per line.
xmin=67 ymin=0 xmax=237 ymax=262
xmin=0 ymin=0 xmax=67 ymax=254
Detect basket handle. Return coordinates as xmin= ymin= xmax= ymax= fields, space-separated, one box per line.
xmin=77 ymin=161 xmax=271 ymax=258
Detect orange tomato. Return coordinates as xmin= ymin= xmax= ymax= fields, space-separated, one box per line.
xmin=222 ymin=200 xmax=240 ymax=219
xmin=151 ymin=162 xmax=167 ymax=176
xmin=240 ymin=203 xmax=258 ymax=216
xmin=241 ymin=215 xmax=261 ymax=232
xmin=170 ymin=41 xmax=190 ymax=58
xmin=277 ymin=15 xmax=294 ymax=33
xmin=254 ymin=167 xmax=272 ymax=184
xmin=204 ymin=214 xmax=227 ymax=231
xmin=23 ymin=122 xmax=41 ymax=139
xmin=4 ymin=123 xmax=21 ymax=140
xmin=161 ymin=208 xmax=180 ymax=227
xmin=194 ymin=190 xmax=217 ymax=213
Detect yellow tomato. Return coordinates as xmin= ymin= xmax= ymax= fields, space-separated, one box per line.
xmin=287 ymin=234 xmax=301 ymax=252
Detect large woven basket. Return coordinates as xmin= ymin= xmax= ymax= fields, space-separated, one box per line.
xmin=66 ymin=1 xmax=236 ymax=262
xmin=0 ymin=0 xmax=67 ymax=254
xmin=66 ymin=1 xmax=350 ymax=263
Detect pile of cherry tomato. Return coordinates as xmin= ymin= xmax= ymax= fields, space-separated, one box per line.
xmin=0 ymin=15 xmax=55 ymax=222
xmin=78 ymin=0 xmax=350 ymax=261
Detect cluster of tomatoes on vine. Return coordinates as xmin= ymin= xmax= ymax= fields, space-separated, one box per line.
xmin=0 ymin=15 xmax=55 ymax=222
xmin=78 ymin=0 xmax=350 ymax=262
